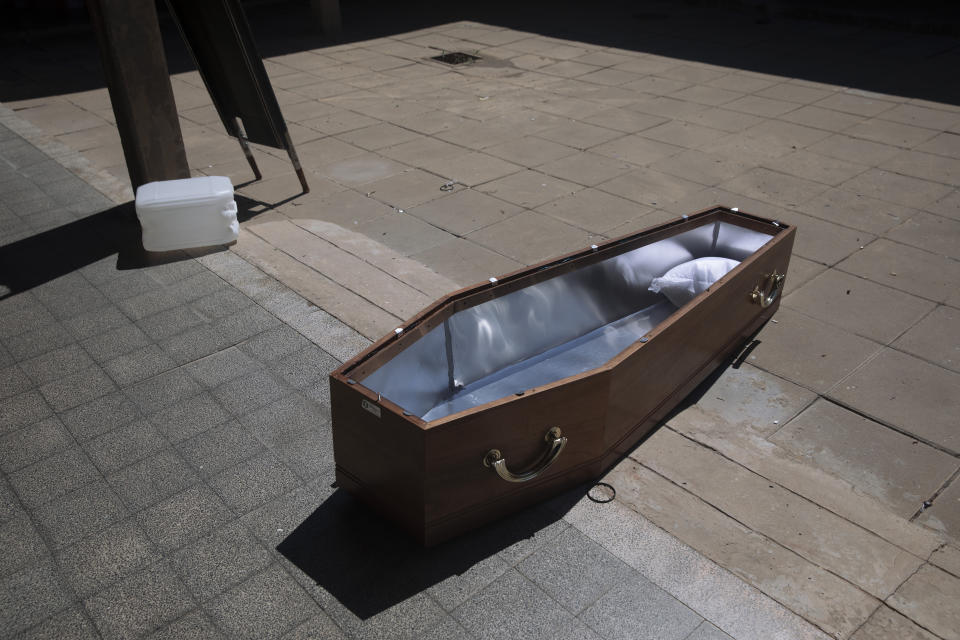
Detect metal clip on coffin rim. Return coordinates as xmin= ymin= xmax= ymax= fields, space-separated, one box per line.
xmin=483 ymin=427 xmax=567 ymax=483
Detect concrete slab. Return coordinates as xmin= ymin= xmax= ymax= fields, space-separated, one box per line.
xmin=606 ymin=460 xmax=877 ymax=638
xmin=830 ymin=348 xmax=960 ymax=454
xmin=931 ymin=544 xmax=960 ymax=577
xmin=770 ymin=399 xmax=959 ymax=518
xmin=635 ymin=429 xmax=923 ymax=598
xmin=749 ymin=306 xmax=882 ymax=394
xmin=894 ymin=305 xmax=960 ymax=373
xmin=782 ymin=269 xmax=936 ymax=343
xmin=850 ymin=605 xmax=939 ymax=640
xmin=917 ymin=476 xmax=960 ymax=542
xmin=887 ymin=564 xmax=960 ymax=640
xmin=468 ymin=209 xmax=598 ymax=264
xmin=564 ymin=498 xmax=832 ymax=640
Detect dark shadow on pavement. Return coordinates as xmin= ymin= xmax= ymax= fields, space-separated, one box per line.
xmin=0 ymin=198 xmax=258 ymax=297
xmin=277 ymin=485 xmax=586 ymax=619
xmin=2 ymin=1 xmax=959 ymax=107
xmin=0 ymin=201 xmax=141 ymax=297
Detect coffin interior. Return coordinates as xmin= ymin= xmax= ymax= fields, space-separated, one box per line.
xmin=362 ymin=220 xmax=774 ymax=421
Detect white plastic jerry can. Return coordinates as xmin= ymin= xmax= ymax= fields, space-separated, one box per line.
xmin=135 ymin=176 xmax=239 ymax=252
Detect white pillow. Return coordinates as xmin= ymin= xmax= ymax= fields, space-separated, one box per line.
xmin=649 ymin=257 xmax=740 ymax=307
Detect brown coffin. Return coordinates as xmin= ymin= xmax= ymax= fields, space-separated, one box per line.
xmin=330 ymin=206 xmax=796 ymax=545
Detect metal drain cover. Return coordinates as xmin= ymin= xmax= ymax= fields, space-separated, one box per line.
xmin=431 ymin=52 xmax=480 ymax=65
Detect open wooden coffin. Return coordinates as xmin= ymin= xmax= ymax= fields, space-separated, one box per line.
xmin=330 ymin=206 xmax=795 ymax=545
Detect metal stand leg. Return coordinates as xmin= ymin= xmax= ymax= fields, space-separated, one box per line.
xmin=283 ymin=131 xmax=310 ymax=194
xmin=237 ymin=136 xmax=262 ymax=181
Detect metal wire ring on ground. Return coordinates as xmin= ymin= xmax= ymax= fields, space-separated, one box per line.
xmin=587 ymin=482 xmax=616 ymax=503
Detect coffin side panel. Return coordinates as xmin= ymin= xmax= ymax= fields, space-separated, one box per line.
xmin=330 ymin=378 xmax=427 ymax=542
xmin=422 ymin=372 xmax=609 ymax=537
xmin=604 ymin=227 xmax=796 ymax=458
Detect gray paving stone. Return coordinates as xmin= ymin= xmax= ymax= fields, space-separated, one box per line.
xmin=518 ymin=526 xmax=635 ymax=614
xmin=56 ymin=519 xmax=161 ymax=597
xmin=98 ymin=271 xmax=162 ymax=303
xmin=315 ymin=584 xmax=450 ymax=640
xmin=142 ymin=259 xmax=206 ymax=286
xmin=137 ymin=305 xmax=207 ymax=341
xmin=303 ymin=377 xmax=331 ymax=408
xmin=159 ymin=324 xmax=232 ymax=365
xmin=61 ymin=390 xmax=141 ymax=441
xmin=9 ymin=446 xmax=100 ymax=509
xmin=685 ymin=621 xmax=734 ymax=640
xmin=453 ymin=569 xmax=601 ymax=640
xmin=0 ymin=343 xmax=12 ymax=369
xmin=65 ymin=304 xmax=129 ymax=340
xmin=281 ymin=612 xmax=349 ymax=640
xmin=240 ymin=393 xmax=326 ymax=447
xmin=0 ymin=415 xmax=73 ymax=472
xmin=214 ymin=304 xmax=282 ymax=344
xmin=19 ymin=344 xmax=94 ymax=386
xmin=416 ymin=616 xmax=474 ymax=640
xmin=3 ymin=321 xmax=74 ymax=361
xmin=0 ymin=560 xmax=73 ymax=636
xmin=238 ymin=481 xmax=331 ymax=548
xmin=426 ymin=550 xmax=509 ymax=613
xmin=136 ymin=484 xmax=234 ymax=552
xmin=488 ymin=506 xmax=572 ymax=567
xmin=104 ymin=344 xmax=178 ymax=386
xmin=34 ymin=276 xmax=110 ymax=319
xmin=273 ymin=426 xmax=335 ymax=482
xmin=191 ymin=288 xmax=254 ymax=320
xmin=145 ymin=608 xmax=226 ymax=640
xmin=288 ymin=310 xmax=371 ymax=363
xmin=0 ymin=511 xmax=47 ymax=578
xmin=80 ymin=256 xmax=126 ymax=286
xmin=32 ymin=480 xmax=128 ymax=549
xmin=273 ymin=344 xmax=340 ymax=389
xmin=81 ymin=322 xmax=152 ymax=363
xmin=238 ymin=324 xmax=311 ymax=363
xmin=209 ymin=450 xmax=301 ymax=513
xmin=107 ymin=448 xmax=200 ymax=511
xmin=1 ymin=365 xmax=33 ymax=402
xmin=184 ymin=347 xmax=259 ymax=388
xmin=170 ymin=520 xmax=272 ymax=602
xmin=579 ymin=572 xmax=703 ymax=640
xmin=213 ymin=368 xmax=288 ymax=416
xmin=125 ymin=368 xmax=203 ymax=414
xmin=84 ymin=561 xmax=196 ymax=640
xmin=0 ymin=298 xmax=55 ymax=341
xmin=203 ymin=564 xmax=321 ymax=640
xmin=39 ymin=364 xmax=115 ymax=412
xmin=150 ymin=392 xmax=231 ymax=443
xmin=15 ymin=606 xmax=101 ymax=640
xmin=175 ymin=419 xmax=263 ymax=478
xmin=166 ymin=270 xmax=230 ymax=304
xmin=119 ymin=289 xmax=181 ymax=321
xmin=84 ymin=419 xmax=167 ymax=474
xmin=0 ymin=390 xmax=52 ymax=435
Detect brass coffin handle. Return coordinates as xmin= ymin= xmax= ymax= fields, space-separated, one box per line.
xmin=483 ymin=427 xmax=567 ymax=483
xmin=751 ymin=270 xmax=785 ymax=308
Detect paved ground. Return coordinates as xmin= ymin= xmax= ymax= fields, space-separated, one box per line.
xmin=0 ymin=119 xmax=831 ymax=640
xmin=3 ymin=2 xmax=960 ymax=639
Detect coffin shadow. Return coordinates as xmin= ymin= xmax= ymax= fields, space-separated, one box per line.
xmin=277 ymin=485 xmax=587 ymax=620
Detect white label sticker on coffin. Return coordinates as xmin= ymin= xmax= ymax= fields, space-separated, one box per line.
xmin=361 ymin=399 xmax=382 ymax=418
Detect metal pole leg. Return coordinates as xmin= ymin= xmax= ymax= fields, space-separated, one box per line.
xmin=237 ymin=136 xmax=262 ymax=181
xmin=283 ymin=131 xmax=309 ymax=194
